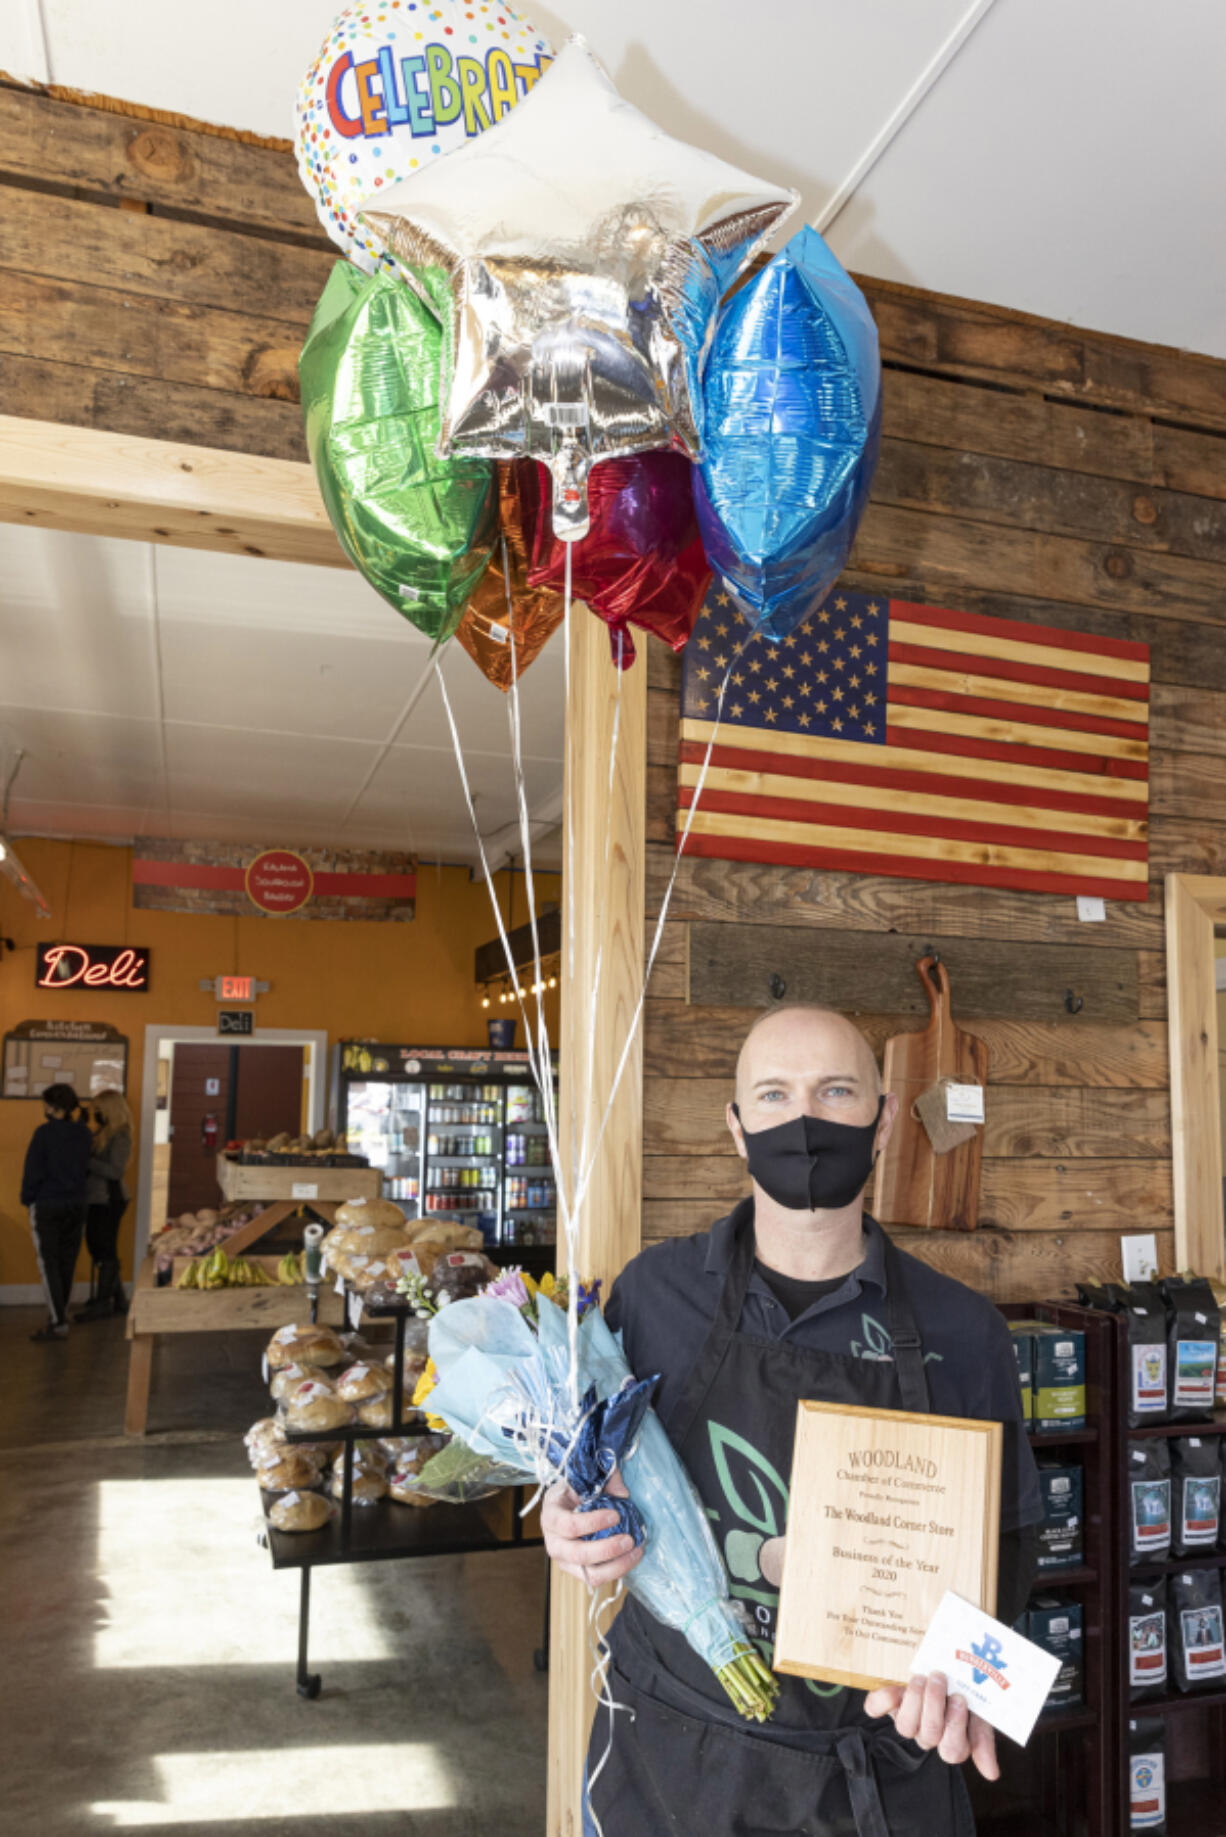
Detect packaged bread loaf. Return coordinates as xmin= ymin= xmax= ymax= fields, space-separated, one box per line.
xmin=244 ymin=1416 xmax=287 ymax=1467
xmin=335 ymin=1361 xmax=393 ymax=1402
xmin=268 ymin=1490 xmax=334 ymax=1533
xmin=357 ymin=1394 xmax=399 ymax=1429
xmin=257 ymin=1448 xmax=326 ymax=1492
xmin=267 ymin=1323 xmax=347 ymax=1370
xmin=409 ymin=1219 xmax=485 ymax=1251
xmin=431 ymin=1249 xmax=499 ymax=1303
xmin=334 ymin=1197 xmax=410 ymax=1233
xmin=270 ymin=1361 xmax=333 ymax=1402
xmin=330 ymin=1459 xmax=388 ymax=1504
xmin=285 ymin=1383 xmax=356 ymax=1432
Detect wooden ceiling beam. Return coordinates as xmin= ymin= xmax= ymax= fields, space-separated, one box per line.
xmin=0 ymin=414 xmax=346 ymax=568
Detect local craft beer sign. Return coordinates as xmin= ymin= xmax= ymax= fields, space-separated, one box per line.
xmin=775 ymin=1401 xmax=1002 ymax=1691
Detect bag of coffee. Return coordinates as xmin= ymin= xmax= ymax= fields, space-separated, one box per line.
xmin=1206 ymin=1278 xmax=1226 ymax=1407
xmin=1169 ymin=1567 xmax=1226 ymax=1691
xmin=1119 ymin=1283 xmax=1170 ymax=1427
xmin=1008 ymin=1324 xmax=1035 ymax=1425
xmin=1171 ymin=1436 xmax=1222 ymax=1556
xmin=1031 ymin=1324 xmax=1086 ymax=1432
xmin=1158 ymin=1276 xmax=1220 ymax=1422
xmin=1028 ymin=1597 xmax=1083 ymax=1712
xmin=1220 ymin=1438 xmax=1226 ymax=1552
xmin=1128 ymin=1579 xmax=1168 ymax=1699
xmin=1036 ymin=1463 xmax=1084 ymax=1570
xmin=1128 ymin=1440 xmax=1172 ymax=1566
xmin=1128 ymin=1717 xmax=1166 ymax=1833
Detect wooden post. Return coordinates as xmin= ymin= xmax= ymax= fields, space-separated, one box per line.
xmin=1165 ymin=873 xmax=1226 ymax=1279
xmin=547 ymin=609 xmax=647 ymax=1835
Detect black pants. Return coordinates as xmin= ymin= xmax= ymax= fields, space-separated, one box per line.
xmin=86 ymin=1188 xmax=127 ymax=1266
xmin=32 ymin=1203 xmax=86 ymax=1327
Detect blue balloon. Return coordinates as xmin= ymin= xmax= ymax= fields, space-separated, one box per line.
xmin=694 ymin=224 xmax=882 ymax=642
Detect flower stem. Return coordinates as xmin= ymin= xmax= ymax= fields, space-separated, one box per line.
xmin=715 ymin=1645 xmax=780 ymax=1723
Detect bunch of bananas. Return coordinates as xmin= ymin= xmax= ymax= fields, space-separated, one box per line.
xmin=176 ymin=1249 xmax=277 ymax=1289
xmin=276 ymin=1252 xmax=307 ymax=1286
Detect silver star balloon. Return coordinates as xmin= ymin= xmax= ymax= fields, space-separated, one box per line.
xmin=361 ymin=36 xmax=797 ymax=540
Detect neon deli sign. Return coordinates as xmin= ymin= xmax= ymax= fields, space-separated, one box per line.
xmin=36 ymin=944 xmax=151 ymax=992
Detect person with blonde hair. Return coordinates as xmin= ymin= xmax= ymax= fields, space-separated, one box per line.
xmin=75 ymin=1088 xmax=133 ymax=1321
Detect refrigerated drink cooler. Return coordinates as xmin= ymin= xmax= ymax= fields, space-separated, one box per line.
xmin=332 ymin=1044 xmax=558 ymax=1249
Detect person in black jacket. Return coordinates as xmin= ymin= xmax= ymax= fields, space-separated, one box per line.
xmin=22 ymin=1082 xmax=92 ymax=1342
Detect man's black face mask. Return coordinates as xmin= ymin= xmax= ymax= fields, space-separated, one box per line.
xmin=731 ymin=1097 xmax=886 ymax=1211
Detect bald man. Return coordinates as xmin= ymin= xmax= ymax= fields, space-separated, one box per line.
xmin=544 ymin=1004 xmax=1042 ymax=1837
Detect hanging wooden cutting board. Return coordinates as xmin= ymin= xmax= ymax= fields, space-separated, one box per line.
xmin=873 ymin=957 xmax=988 ymax=1232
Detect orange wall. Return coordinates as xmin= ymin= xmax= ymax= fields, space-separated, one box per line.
xmin=0 ymin=838 xmax=560 ymax=1287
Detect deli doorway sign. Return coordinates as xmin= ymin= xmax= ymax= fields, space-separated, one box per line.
xmin=36 ymin=944 xmax=150 ymax=992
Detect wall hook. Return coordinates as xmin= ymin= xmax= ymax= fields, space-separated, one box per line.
xmin=768 ymin=973 xmax=787 ymax=1002
xmin=1064 ymin=989 xmax=1084 ymax=1015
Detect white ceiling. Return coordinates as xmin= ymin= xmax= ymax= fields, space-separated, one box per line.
xmin=0 ymin=525 xmax=565 ymax=864
xmin=1 ymin=0 xmax=1223 ymax=862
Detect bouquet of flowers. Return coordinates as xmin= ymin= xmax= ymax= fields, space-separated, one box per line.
xmin=414 ymin=1267 xmax=779 ymax=1722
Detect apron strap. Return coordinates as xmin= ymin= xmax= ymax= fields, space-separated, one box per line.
xmin=879 ymin=1227 xmax=932 ymax=1415
xmin=664 ymin=1205 xmax=756 ymax=1447
xmin=835 ymin=1731 xmax=892 ymax=1837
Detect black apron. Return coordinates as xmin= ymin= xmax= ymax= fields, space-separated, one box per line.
xmin=589 ymin=1214 xmax=975 ymax=1837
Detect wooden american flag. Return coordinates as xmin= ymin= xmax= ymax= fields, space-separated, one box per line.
xmin=677 ymin=589 xmax=1150 ymax=901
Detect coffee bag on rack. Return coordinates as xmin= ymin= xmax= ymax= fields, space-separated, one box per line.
xmin=1036 ymin=1463 xmax=1083 ymax=1570
xmin=1169 ymin=1567 xmax=1226 ymax=1692
xmin=1117 ymin=1283 xmax=1170 ymax=1427
xmin=1207 ymin=1278 xmax=1226 ymax=1407
xmin=1128 ymin=1440 xmax=1172 ymax=1566
xmin=1027 ymin=1597 xmax=1084 ymax=1711
xmin=1171 ymin=1436 xmax=1222 ymax=1556
xmin=1159 ymin=1276 xmax=1220 ymax=1422
xmin=1128 ymin=1717 xmax=1166 ymax=1833
xmin=1128 ymin=1579 xmax=1168 ymax=1699
xmin=1032 ymin=1324 xmax=1086 ymax=1432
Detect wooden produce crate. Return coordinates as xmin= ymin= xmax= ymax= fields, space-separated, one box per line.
xmin=217 ymin=1154 xmax=382 ymax=1204
xmin=124 ymin=1248 xmax=344 ymax=1435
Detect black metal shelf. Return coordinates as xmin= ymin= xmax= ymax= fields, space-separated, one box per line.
xmin=1031 ymin=1564 xmax=1097 ymax=1590
xmin=1128 ymin=1413 xmax=1226 ymax=1441
xmin=261 ymin=1488 xmax=540 ymax=1571
xmin=1130 ymin=1550 xmax=1226 ymax=1577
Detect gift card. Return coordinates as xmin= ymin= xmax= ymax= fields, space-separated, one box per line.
xmin=909 ymin=1591 xmax=1060 ymax=1747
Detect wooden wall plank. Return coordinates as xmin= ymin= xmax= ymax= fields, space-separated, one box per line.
xmin=646 ymin=846 xmax=1164 ymax=951
xmin=3 ymin=185 xmax=334 ymax=323
xmin=0 ymin=352 xmax=307 ymax=462
xmin=687 ymin=922 xmax=1139 ymax=1023
xmin=643 ymin=1078 xmax=1168 ymax=1160
xmin=0 ymin=84 xmax=324 ymax=238
xmin=643 ymin=1002 xmax=1169 ymax=1089
xmin=873 ymin=438 xmax=1226 ymax=566
xmin=636 ymin=1210 xmax=1176 ymax=1304
xmin=1154 ymin=424 xmax=1226 ymax=504
xmin=642 ymin=1155 xmax=1172 ymax=1234
xmin=863 ymin=277 xmax=1226 ymax=432
xmin=850 ymin=501 xmax=1226 ymax=628
xmin=0 ymin=269 xmax=305 ymax=403
xmin=1150 ymin=685 xmax=1226 ymax=760
xmin=1151 ymin=751 xmax=1226 ymax=823
xmin=881 ymin=369 xmax=1157 ymax=487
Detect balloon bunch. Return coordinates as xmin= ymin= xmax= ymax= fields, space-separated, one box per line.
xmin=297 ymin=20 xmax=882 ymax=680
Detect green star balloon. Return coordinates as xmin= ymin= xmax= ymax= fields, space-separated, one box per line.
xmin=299 ymin=260 xmax=496 ymax=642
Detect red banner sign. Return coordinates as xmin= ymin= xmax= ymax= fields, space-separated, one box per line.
xmin=131 ymin=841 xmax=417 ymax=922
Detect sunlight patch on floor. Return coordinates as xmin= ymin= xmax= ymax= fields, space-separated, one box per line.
xmin=92 ymin=1479 xmax=395 ymax=1667
xmin=91 ymin=1743 xmax=455 ymax=1824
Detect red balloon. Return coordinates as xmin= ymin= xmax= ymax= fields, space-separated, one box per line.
xmin=527 ymin=453 xmax=711 ymax=669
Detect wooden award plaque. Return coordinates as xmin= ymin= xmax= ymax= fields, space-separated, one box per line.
xmin=774 ymin=1400 xmax=1002 ymax=1692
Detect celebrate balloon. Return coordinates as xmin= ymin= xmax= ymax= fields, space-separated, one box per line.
xmin=295 ymin=0 xmax=554 ymax=275
xmin=695 ymin=225 xmax=882 ymax=643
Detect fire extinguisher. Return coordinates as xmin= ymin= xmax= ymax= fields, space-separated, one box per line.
xmin=201 ymin=1113 xmax=219 ymax=1152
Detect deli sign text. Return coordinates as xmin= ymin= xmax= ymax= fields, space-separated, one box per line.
xmin=36 ymin=944 xmax=151 ymax=993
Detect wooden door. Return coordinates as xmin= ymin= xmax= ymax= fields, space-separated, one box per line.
xmin=166 ymin=1044 xmax=232 ymax=1219
xmin=232 ymin=1045 xmax=305 ymax=1142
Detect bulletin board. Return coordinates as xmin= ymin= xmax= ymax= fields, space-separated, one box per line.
xmin=3 ymin=1020 xmax=130 ymax=1101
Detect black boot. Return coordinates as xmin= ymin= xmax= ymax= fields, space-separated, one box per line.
xmin=74 ymin=1261 xmax=116 ymax=1323
xmin=107 ymin=1261 xmax=129 ymax=1315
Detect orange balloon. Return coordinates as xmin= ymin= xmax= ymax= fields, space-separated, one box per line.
xmin=455 ymin=461 xmax=566 ymax=691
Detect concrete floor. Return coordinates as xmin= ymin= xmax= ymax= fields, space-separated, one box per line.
xmin=0 ymin=1307 xmax=548 ymax=1836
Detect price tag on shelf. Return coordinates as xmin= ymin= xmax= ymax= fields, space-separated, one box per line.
xmin=348 ymin=1292 xmax=364 ymax=1329
xmin=334 ymin=1273 xmax=345 ymax=1297
xmin=291 ymin=1182 xmax=319 ymax=1200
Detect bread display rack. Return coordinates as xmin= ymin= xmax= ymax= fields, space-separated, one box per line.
xmin=259 ymin=1274 xmax=543 ymax=1698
